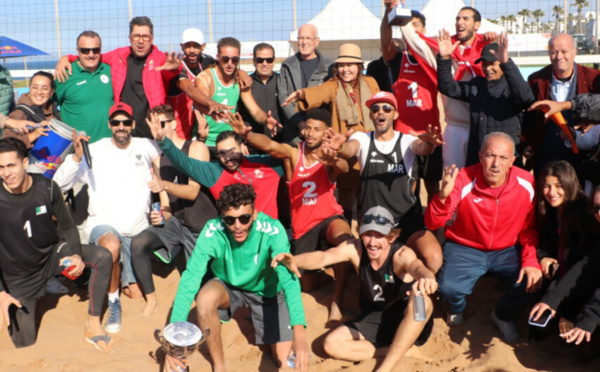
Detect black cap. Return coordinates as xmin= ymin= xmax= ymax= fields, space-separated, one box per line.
xmin=475 ymin=42 xmax=499 ymax=64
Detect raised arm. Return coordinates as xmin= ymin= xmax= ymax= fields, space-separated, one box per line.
xmin=322 ymin=128 xmax=360 ymax=159
xmin=410 ymin=125 xmax=444 ymax=156
xmin=381 ymin=0 xmax=400 ymax=62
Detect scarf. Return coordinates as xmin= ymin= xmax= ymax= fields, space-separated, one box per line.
xmin=336 ymin=76 xmax=374 ymax=131
xmin=419 ymin=32 xmax=488 ymax=80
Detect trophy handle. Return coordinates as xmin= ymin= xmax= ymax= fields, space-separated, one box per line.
xmin=201 ymin=328 xmax=211 ymax=342
xmin=154 ymin=329 xmax=165 ymax=347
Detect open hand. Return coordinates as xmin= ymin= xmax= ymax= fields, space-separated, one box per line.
xmin=271 ymin=253 xmax=301 ymax=278
xmin=156 ymin=52 xmax=183 ymax=71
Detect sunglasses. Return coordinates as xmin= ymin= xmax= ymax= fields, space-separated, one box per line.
xmin=130 ymin=34 xmax=152 ymax=42
xmin=363 ymin=214 xmax=392 ymax=226
xmin=591 ymin=205 xmax=600 ymax=214
xmin=369 ymin=104 xmax=394 ymax=114
xmin=79 ymin=47 xmax=101 ymax=55
xmin=160 ymin=119 xmax=174 ymax=129
xmin=255 ymin=57 xmax=274 ymax=64
xmin=220 ymin=56 xmax=240 ymax=64
xmin=109 ymin=119 xmax=134 ymax=127
xmin=221 ymin=214 xmax=253 ymax=226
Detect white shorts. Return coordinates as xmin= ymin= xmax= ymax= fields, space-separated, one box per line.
xmin=442 ymin=125 xmax=469 ymax=169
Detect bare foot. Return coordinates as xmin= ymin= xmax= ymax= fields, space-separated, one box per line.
xmin=122 ymin=283 xmax=143 ymax=299
xmin=142 ymin=296 xmax=158 ymax=317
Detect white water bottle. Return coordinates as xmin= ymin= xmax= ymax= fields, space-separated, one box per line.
xmin=414 ymin=290 xmax=426 ymax=322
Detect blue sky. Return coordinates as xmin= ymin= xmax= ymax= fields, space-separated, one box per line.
xmin=0 ymin=0 xmax=580 ymax=66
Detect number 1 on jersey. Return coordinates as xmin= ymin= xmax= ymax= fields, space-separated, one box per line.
xmin=24 ymin=220 xmax=32 ymax=238
xmin=408 ymin=82 xmax=418 ymax=99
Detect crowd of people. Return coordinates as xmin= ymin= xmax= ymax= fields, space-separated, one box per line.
xmin=1 ymin=1 xmax=600 ymax=371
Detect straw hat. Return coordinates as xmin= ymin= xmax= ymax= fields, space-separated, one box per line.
xmin=334 ymin=43 xmax=363 ymax=64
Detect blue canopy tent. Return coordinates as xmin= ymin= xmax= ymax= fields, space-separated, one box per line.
xmin=1 ymin=36 xmax=49 ymax=82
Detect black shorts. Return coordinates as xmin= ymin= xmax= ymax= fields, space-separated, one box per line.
xmin=345 ymin=307 xmax=432 ymax=347
xmin=416 ymin=145 xmax=443 ymax=182
xmin=291 ymin=214 xmax=346 ymax=255
xmin=398 ymin=212 xmax=427 ymax=245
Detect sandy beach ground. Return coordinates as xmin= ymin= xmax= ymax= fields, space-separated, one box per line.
xmin=1 ymin=261 xmax=599 ymax=372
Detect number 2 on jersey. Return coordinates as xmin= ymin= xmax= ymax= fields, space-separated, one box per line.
xmin=373 ymin=284 xmax=385 ymax=302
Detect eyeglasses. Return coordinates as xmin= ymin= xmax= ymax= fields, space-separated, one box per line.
xmin=363 ymin=214 xmax=392 ymax=226
xmin=255 ymin=57 xmax=274 ymax=64
xmin=109 ymin=119 xmax=134 ymax=127
xmin=297 ymin=37 xmax=316 ymax=42
xmin=221 ymin=214 xmax=253 ymax=226
xmin=160 ymin=119 xmax=174 ymax=128
xmin=220 ymin=56 xmax=240 ymax=64
xmin=130 ymin=34 xmax=152 ymax=42
xmin=369 ymin=104 xmax=394 ymax=114
xmin=592 ymin=205 xmax=600 ymax=214
xmin=78 ymin=47 xmax=101 ymax=55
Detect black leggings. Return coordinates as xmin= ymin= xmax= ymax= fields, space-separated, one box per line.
xmin=131 ymin=229 xmax=164 ymax=295
xmin=8 ymin=244 xmax=112 ymax=348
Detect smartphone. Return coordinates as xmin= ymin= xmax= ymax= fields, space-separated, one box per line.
xmin=529 ymin=309 xmax=552 ymax=327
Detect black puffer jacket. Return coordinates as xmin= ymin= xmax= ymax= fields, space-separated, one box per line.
xmin=437 ymin=56 xmax=535 ymax=165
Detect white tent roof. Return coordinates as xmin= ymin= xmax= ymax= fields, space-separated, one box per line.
xmin=421 ymin=0 xmax=504 ymax=36
xmin=288 ymin=0 xmax=382 ymax=41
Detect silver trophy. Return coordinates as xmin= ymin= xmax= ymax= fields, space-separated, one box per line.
xmin=155 ymin=321 xmax=210 ymax=371
xmin=387 ymin=4 xmax=413 ymax=26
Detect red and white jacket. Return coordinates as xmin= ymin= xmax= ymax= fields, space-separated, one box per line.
xmin=425 ymin=164 xmax=540 ymax=269
xmin=68 ymin=46 xmax=180 ymax=109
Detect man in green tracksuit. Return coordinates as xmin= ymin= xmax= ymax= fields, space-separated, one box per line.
xmin=165 ymin=183 xmax=309 ymax=372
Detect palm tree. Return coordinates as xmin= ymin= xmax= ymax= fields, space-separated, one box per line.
xmin=518 ymin=9 xmax=531 ymax=33
xmin=532 ymin=9 xmax=545 ymax=33
xmin=552 ymin=5 xmax=563 ymax=34
xmin=572 ymin=0 xmax=590 ymax=34
xmin=506 ymin=14 xmax=517 ymax=34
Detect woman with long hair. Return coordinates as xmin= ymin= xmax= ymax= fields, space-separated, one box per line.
xmin=530 ymin=161 xmax=600 ymax=344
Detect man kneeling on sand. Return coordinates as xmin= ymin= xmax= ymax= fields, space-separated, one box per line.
xmin=0 ymin=138 xmax=114 ymax=352
xmin=273 ymin=206 xmax=436 ymax=372
xmin=164 ymin=183 xmax=309 ymax=372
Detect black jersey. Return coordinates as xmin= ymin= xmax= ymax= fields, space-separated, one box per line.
xmin=159 ymin=141 xmax=218 ymax=233
xmin=358 ymin=242 xmax=412 ymax=312
xmin=0 ymin=174 xmax=80 ymax=287
xmin=360 ymin=132 xmax=419 ymax=225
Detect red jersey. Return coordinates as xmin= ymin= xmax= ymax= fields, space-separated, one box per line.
xmin=392 ymin=50 xmax=439 ymax=134
xmin=168 ymin=62 xmax=197 ymax=140
xmin=288 ymin=143 xmax=344 ymax=239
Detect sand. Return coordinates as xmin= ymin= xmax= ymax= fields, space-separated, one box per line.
xmin=1 ymin=265 xmax=599 ymax=372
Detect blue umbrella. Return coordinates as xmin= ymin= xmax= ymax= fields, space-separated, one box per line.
xmin=0 ymin=36 xmax=48 ymax=58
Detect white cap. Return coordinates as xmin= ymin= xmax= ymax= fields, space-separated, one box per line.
xmin=181 ymin=28 xmax=205 ymax=45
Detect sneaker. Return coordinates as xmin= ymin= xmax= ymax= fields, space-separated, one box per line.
xmin=105 ymin=299 xmax=122 ymax=334
xmin=490 ymin=310 xmax=519 ymax=342
xmin=446 ymin=312 xmax=463 ymax=326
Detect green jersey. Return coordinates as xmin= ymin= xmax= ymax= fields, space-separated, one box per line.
xmin=170 ymin=212 xmax=306 ymax=327
xmin=54 ymin=61 xmax=113 ymax=143
xmin=204 ymin=68 xmax=240 ymax=146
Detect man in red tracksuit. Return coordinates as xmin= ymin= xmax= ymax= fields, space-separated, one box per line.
xmin=55 ymin=16 xmax=182 ymax=139
xmin=425 ymin=131 xmax=542 ymax=342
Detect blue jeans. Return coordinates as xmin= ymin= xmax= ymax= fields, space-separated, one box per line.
xmin=89 ymin=225 xmax=135 ymax=286
xmin=437 ymin=241 xmax=535 ymax=321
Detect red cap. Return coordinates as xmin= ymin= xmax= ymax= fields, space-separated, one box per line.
xmin=366 ymin=91 xmax=398 ymax=109
xmin=109 ymin=102 xmax=134 ymax=118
